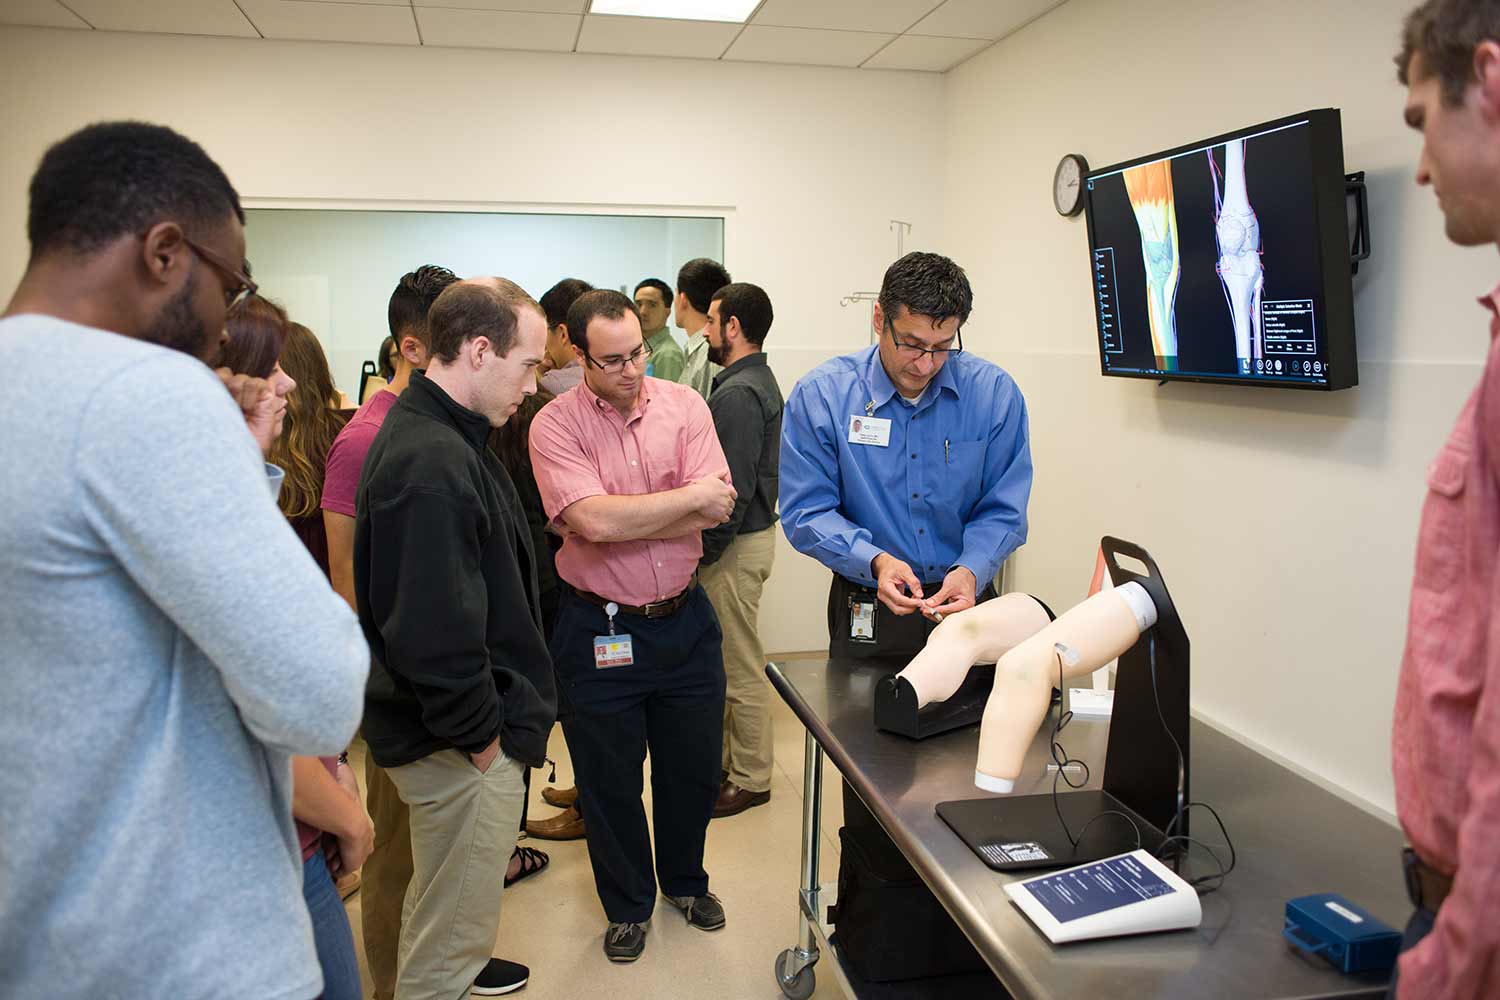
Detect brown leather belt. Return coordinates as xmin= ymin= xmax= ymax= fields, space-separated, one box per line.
xmin=572 ymin=573 xmax=697 ymax=620
xmin=1402 ymin=847 xmax=1454 ymax=911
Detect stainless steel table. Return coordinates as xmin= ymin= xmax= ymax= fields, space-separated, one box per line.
xmin=767 ymin=658 xmax=1408 ymax=1000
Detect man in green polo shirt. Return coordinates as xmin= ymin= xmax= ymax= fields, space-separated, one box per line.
xmin=634 ymin=278 xmax=684 ymax=382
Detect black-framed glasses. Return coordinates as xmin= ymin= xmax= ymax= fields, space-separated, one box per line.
xmin=884 ymin=317 xmax=963 ymax=360
xmin=584 ymin=342 xmax=652 ymax=375
xmin=182 ymin=235 xmax=258 ymax=308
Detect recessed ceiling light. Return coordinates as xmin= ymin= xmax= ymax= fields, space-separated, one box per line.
xmin=589 ymin=1 xmax=760 ymax=23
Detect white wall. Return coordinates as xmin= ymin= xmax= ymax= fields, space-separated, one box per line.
xmin=0 ymin=26 xmax=944 ymax=655
xmin=243 ymin=208 xmax=723 ymax=394
xmin=944 ymin=0 xmax=1494 ymax=819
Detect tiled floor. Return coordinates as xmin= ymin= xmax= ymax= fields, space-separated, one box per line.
xmin=344 ymin=654 xmax=850 ymax=1000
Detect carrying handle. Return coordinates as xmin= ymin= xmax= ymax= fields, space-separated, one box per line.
xmin=1100 ymin=536 xmax=1161 ymax=589
xmin=1282 ymin=921 xmax=1332 ymax=957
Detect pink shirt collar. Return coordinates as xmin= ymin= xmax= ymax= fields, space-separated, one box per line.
xmin=575 ymin=375 xmax=654 ymax=424
xmin=1479 ymin=283 xmax=1500 ymax=339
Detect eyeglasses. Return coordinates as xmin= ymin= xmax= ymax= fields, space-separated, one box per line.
xmin=584 ymin=342 xmax=653 ymax=375
xmin=884 ymin=317 xmax=963 ymax=360
xmin=182 ymin=235 xmax=258 ymax=309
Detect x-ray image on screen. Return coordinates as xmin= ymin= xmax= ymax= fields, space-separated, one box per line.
xmin=1086 ymin=117 xmax=1333 ymax=386
xmin=1123 ymin=160 xmax=1181 ymax=371
xmin=1211 ymin=140 xmax=1265 ymax=373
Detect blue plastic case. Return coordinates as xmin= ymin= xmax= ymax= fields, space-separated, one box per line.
xmin=1283 ymin=894 xmax=1402 ymax=975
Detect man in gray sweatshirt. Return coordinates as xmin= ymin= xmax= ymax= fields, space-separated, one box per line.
xmin=0 ymin=122 xmax=369 ymax=1000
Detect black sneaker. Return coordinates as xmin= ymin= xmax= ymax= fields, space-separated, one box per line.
xmin=663 ymin=891 xmax=726 ymax=931
xmin=603 ymin=921 xmax=648 ymax=963
xmin=472 ymin=957 xmax=528 ymax=995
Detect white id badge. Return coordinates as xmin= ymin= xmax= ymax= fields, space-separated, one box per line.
xmin=849 ymin=600 xmax=876 ymax=642
xmin=593 ymin=634 xmax=635 ymax=668
xmin=848 ymin=416 xmax=891 ymax=447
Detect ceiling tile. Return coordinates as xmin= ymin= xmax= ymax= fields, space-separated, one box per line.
xmin=724 ymin=25 xmax=893 ymax=69
xmin=417 ymin=7 xmax=578 ymax=51
xmin=413 ymin=1 xmax=586 ymax=11
xmin=751 ymin=0 xmax=934 ymax=35
xmin=909 ymin=0 xmax=1064 ymax=40
xmin=64 ymin=0 xmax=256 ymax=37
xmin=576 ymin=14 xmax=739 ymax=58
xmin=0 ymin=0 xmax=89 ymax=29
xmin=237 ymin=0 xmax=420 ymax=44
xmin=862 ymin=32 xmax=986 ymax=71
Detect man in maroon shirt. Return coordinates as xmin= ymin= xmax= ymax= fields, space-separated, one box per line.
xmin=1391 ymin=4 xmax=1500 ymax=997
xmin=322 ymin=265 xmax=456 ymax=1000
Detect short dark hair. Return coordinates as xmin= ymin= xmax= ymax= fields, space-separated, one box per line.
xmin=539 ymin=277 xmax=594 ymax=329
xmin=710 ymin=282 xmax=774 ymax=348
xmin=388 ymin=265 xmax=459 ymax=348
xmin=878 ymin=252 xmax=973 ymax=326
xmin=566 ymin=289 xmax=641 ymax=354
xmin=676 ymin=258 xmax=732 ymax=314
xmin=1396 ymin=0 xmax=1500 ymax=105
xmin=633 ymin=278 xmax=673 ymax=307
xmin=214 ymin=296 xmax=288 ymax=379
xmin=426 ymin=278 xmax=541 ymax=364
xmin=27 ymin=121 xmax=244 ymax=259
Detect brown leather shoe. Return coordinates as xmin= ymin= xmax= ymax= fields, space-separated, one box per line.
xmin=525 ymin=804 xmax=586 ymax=841
xmin=712 ymin=781 xmax=770 ymax=818
xmin=335 ymin=870 xmax=361 ymax=900
xmin=541 ymin=784 xmax=578 ymax=809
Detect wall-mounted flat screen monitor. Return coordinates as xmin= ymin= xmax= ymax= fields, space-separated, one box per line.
xmin=1084 ymin=109 xmax=1357 ymax=390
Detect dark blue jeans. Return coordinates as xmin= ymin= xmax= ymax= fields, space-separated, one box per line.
xmin=552 ymin=586 xmax=726 ymax=924
xmin=302 ymin=850 xmax=362 ymax=1000
xmin=1386 ymin=906 xmax=1436 ymax=1000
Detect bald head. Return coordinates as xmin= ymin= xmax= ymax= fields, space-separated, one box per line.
xmin=427 ymin=277 xmax=543 ymax=363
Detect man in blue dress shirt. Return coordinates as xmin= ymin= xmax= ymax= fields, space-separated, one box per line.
xmin=780 ymin=251 xmax=1032 ymax=660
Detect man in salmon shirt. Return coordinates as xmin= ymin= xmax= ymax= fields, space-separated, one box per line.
xmin=529 ymin=288 xmax=737 ymax=963
xmin=1391 ymin=2 xmax=1500 ymax=996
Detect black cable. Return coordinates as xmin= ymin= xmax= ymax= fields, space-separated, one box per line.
xmin=1144 ymin=631 xmax=1237 ymax=895
xmin=1046 ymin=625 xmax=1237 ymax=897
xmin=1146 ymin=632 xmax=1187 ymax=824
xmin=1159 ymin=801 xmax=1237 ymax=895
xmin=1049 ymin=645 xmax=1142 ymax=852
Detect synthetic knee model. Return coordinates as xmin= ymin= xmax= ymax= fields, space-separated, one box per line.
xmin=973 ymin=583 xmax=1157 ymax=792
xmin=896 ymin=584 xmax=1160 ymax=794
xmin=895 ymin=593 xmax=1055 ymax=708
xmin=1123 ymin=161 xmax=1181 ymax=371
xmin=1210 ymin=140 xmax=1264 ymax=373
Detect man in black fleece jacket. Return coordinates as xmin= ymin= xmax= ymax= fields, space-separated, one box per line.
xmin=355 ymin=277 xmax=556 ymax=1000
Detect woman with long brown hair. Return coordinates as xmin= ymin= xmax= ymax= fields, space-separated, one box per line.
xmin=271 ymin=322 xmax=349 ymax=566
xmin=223 ymin=299 xmax=367 ymax=1000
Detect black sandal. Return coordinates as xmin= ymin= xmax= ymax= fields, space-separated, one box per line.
xmin=504 ymin=844 xmax=549 ymax=888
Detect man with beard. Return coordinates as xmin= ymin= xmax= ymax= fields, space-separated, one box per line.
xmin=0 ymin=122 xmax=369 ymax=999
xmin=698 ymin=283 xmax=783 ymax=818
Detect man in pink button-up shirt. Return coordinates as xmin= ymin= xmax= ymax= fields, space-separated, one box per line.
xmin=529 ymin=288 xmax=737 ymax=964
xmin=1390 ymin=6 xmax=1500 ymax=997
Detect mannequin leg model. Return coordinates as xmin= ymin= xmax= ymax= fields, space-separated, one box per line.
xmin=1123 ymin=161 xmax=1181 ymax=371
xmin=896 ymin=593 xmax=1055 ymax=708
xmin=974 ymin=584 xmax=1158 ymax=793
xmin=1210 ymin=141 xmax=1264 ymax=372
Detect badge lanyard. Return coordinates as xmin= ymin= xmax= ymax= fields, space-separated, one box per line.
xmin=593 ymin=601 xmax=635 ymax=668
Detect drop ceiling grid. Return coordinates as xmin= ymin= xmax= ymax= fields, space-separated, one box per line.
xmin=0 ymin=0 xmax=1069 ymax=72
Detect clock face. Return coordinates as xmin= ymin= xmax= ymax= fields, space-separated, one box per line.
xmin=1054 ymin=155 xmax=1086 ymax=216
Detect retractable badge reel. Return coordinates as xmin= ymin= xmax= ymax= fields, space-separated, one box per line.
xmin=594 ymin=601 xmax=635 ymax=668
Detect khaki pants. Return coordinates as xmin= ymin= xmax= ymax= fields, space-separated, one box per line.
xmin=701 ymin=526 xmax=776 ymax=794
xmin=386 ymin=748 xmax=525 ymax=1000
xmin=360 ymin=738 xmax=413 ymax=1000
